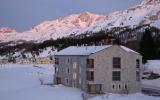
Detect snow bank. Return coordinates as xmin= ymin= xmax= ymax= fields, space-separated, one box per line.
xmin=89 ymin=93 xmax=160 ymax=100
xmin=143 ymin=60 xmax=160 ymax=87
xmin=144 ymin=60 xmax=160 ymax=74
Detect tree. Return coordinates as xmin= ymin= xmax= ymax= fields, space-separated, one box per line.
xmin=140 ymin=29 xmax=157 ymax=63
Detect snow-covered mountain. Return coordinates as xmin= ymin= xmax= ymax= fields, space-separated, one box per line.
xmin=0 ymin=12 xmax=106 ymax=43
xmin=0 ymin=0 xmax=160 ymax=43
xmin=0 ymin=27 xmax=17 ymax=42
xmin=75 ymin=0 xmax=160 ymax=34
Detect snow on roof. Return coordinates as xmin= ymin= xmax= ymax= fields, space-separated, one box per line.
xmin=55 ymin=45 xmax=140 ymax=56
xmin=55 ymin=45 xmax=112 ymax=56
xmin=120 ymin=46 xmax=139 ymax=54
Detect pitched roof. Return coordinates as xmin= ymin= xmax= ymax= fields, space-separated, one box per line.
xmin=120 ymin=46 xmax=139 ymax=54
xmin=55 ymin=45 xmax=112 ymax=56
xmin=55 ymin=45 xmax=139 ymax=56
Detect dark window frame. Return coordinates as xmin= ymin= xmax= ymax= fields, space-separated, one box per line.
xmin=112 ymin=71 xmax=121 ymax=81
xmin=87 ymin=71 xmax=94 ymax=81
xmin=87 ymin=59 xmax=94 ymax=68
xmin=136 ymin=71 xmax=140 ymax=81
xmin=87 ymin=84 xmax=102 ymax=93
xmin=136 ymin=59 xmax=140 ymax=68
xmin=55 ymin=58 xmax=59 ymax=65
xmin=113 ymin=57 xmax=121 ymax=68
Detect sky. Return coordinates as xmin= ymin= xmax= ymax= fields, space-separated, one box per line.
xmin=0 ymin=0 xmax=140 ymax=32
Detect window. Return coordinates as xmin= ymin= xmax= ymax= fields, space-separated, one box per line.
xmin=79 ymin=76 xmax=81 ymax=85
xmin=113 ymin=57 xmax=121 ymax=68
xmin=112 ymin=84 xmax=115 ymax=89
xmin=56 ymin=77 xmax=61 ymax=84
xmin=66 ymin=67 xmax=70 ymax=74
xmin=67 ymin=58 xmax=70 ymax=63
xmin=66 ymin=58 xmax=72 ymax=64
xmin=112 ymin=71 xmax=121 ymax=81
xmin=124 ymin=84 xmax=127 ymax=89
xmin=65 ymin=78 xmax=69 ymax=85
xmin=55 ymin=66 xmax=58 ymax=74
xmin=87 ymin=59 xmax=94 ymax=68
xmin=73 ymin=62 xmax=77 ymax=69
xmin=79 ymin=67 xmax=82 ymax=75
xmin=55 ymin=58 xmax=59 ymax=64
xmin=72 ymin=82 xmax=76 ymax=87
xmin=87 ymin=71 xmax=94 ymax=81
xmin=73 ymin=73 xmax=77 ymax=80
xmin=118 ymin=84 xmax=121 ymax=89
xmin=87 ymin=84 xmax=102 ymax=93
xmin=136 ymin=71 xmax=140 ymax=81
xmin=136 ymin=59 xmax=140 ymax=68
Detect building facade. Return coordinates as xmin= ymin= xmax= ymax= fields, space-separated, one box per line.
xmin=54 ymin=45 xmax=142 ymax=94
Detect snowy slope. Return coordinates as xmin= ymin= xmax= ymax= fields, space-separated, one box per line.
xmin=4 ymin=47 xmax=56 ymax=59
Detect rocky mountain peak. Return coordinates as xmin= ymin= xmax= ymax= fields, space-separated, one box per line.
xmin=141 ymin=0 xmax=160 ymax=5
xmin=0 ymin=27 xmax=16 ymax=33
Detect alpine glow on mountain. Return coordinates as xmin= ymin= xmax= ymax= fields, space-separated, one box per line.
xmin=0 ymin=0 xmax=160 ymax=43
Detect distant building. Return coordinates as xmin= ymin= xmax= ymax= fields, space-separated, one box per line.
xmin=0 ymin=59 xmax=8 ymax=64
xmin=20 ymin=59 xmax=30 ymax=64
xmin=36 ymin=57 xmax=52 ymax=64
xmin=54 ymin=45 xmax=142 ymax=94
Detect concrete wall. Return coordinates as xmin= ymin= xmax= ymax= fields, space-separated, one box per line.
xmin=54 ymin=45 xmax=142 ymax=94
xmin=54 ymin=55 xmax=88 ymax=91
xmin=89 ymin=45 xmax=142 ymax=93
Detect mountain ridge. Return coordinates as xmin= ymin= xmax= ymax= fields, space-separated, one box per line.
xmin=0 ymin=0 xmax=160 ymax=43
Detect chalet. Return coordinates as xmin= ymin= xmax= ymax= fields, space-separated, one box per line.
xmin=54 ymin=45 xmax=142 ymax=94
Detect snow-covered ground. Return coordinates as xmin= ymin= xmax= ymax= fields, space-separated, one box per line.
xmin=142 ymin=60 xmax=160 ymax=87
xmin=0 ymin=64 xmax=83 ymax=100
xmin=0 ymin=64 xmax=159 ymax=100
xmin=89 ymin=93 xmax=160 ymax=100
xmin=144 ymin=60 xmax=160 ymax=74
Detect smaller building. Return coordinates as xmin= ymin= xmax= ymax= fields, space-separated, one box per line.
xmin=0 ymin=59 xmax=8 ymax=64
xmin=20 ymin=59 xmax=30 ymax=64
xmin=36 ymin=57 xmax=52 ymax=64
